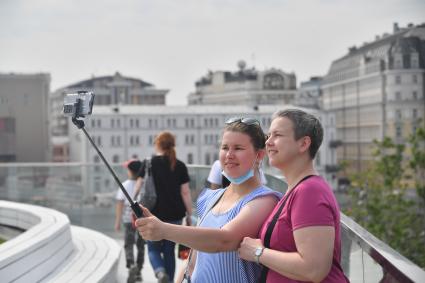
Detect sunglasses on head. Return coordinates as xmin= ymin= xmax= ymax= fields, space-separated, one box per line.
xmin=225 ymin=117 xmax=260 ymax=126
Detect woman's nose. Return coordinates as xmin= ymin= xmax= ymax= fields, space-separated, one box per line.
xmin=226 ymin=149 xmax=235 ymax=158
xmin=265 ymin=136 xmax=273 ymax=147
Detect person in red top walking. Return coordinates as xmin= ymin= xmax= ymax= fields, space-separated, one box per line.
xmin=238 ymin=109 xmax=349 ymax=283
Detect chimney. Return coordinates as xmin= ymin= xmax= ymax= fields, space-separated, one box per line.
xmin=393 ymin=22 xmax=400 ymax=33
xmin=348 ymin=46 xmax=357 ymax=53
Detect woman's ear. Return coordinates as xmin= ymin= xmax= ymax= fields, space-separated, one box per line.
xmin=256 ymin=149 xmax=266 ymax=163
xmin=298 ymin=136 xmax=312 ymax=154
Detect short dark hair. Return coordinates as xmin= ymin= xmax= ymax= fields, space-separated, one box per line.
xmin=127 ymin=160 xmax=142 ymax=174
xmin=272 ymin=109 xmax=323 ymax=159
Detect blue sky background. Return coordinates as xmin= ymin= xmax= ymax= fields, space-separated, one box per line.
xmin=0 ymin=0 xmax=424 ymax=105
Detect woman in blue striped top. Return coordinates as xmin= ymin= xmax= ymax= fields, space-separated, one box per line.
xmin=136 ymin=117 xmax=281 ymax=283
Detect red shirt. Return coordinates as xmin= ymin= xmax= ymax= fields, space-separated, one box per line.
xmin=259 ymin=176 xmax=349 ymax=283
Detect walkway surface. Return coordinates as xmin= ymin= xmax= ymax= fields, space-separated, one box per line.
xmin=116 ymin=239 xmax=185 ymax=283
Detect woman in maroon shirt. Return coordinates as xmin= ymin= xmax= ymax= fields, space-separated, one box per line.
xmin=238 ymin=109 xmax=349 ymax=283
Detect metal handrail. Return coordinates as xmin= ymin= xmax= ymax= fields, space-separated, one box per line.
xmin=341 ymin=213 xmax=425 ymax=282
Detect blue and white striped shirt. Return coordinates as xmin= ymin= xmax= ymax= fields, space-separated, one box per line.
xmin=191 ymin=186 xmax=282 ymax=283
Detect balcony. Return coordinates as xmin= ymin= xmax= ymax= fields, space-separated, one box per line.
xmin=0 ymin=163 xmax=424 ymax=282
xmin=329 ymin=139 xmax=343 ymax=148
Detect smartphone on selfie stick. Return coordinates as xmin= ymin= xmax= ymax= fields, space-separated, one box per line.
xmin=63 ymin=91 xmax=143 ymax=218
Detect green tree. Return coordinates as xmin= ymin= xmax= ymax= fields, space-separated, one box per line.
xmin=409 ymin=126 xmax=425 ymax=207
xmin=344 ymin=127 xmax=425 ymax=268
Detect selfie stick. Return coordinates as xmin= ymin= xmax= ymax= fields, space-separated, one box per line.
xmin=71 ymin=109 xmax=143 ymax=218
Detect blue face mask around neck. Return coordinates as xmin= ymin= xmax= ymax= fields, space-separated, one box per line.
xmin=221 ymin=155 xmax=258 ymax=185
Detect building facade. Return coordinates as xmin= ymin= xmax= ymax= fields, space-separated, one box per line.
xmin=322 ymin=23 xmax=425 ymax=175
xmin=0 ymin=73 xmax=51 ymax=162
xmin=187 ymin=61 xmax=297 ymax=106
xmin=296 ymin=76 xmax=323 ymax=109
xmin=67 ymin=105 xmax=337 ymax=194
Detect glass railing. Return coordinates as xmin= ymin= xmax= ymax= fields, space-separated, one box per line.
xmin=0 ymin=163 xmax=424 ymax=282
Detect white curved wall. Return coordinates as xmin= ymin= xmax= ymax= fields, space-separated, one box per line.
xmin=0 ymin=200 xmax=120 ymax=283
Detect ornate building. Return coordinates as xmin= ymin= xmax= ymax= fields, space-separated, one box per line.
xmin=50 ymin=72 xmax=169 ymax=137
xmin=322 ymin=22 xmax=425 ymax=175
xmin=187 ymin=61 xmax=297 ymax=106
xmin=50 ymin=72 xmax=169 ymax=161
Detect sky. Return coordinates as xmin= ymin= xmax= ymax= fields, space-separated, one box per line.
xmin=0 ymin=0 xmax=424 ymax=105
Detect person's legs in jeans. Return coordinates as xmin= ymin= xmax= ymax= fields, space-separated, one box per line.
xmin=124 ymin=223 xmax=135 ymax=268
xmin=147 ymin=219 xmax=182 ymax=281
xmin=161 ymin=219 xmax=181 ymax=281
xmin=162 ymin=239 xmax=177 ymax=280
xmin=147 ymin=240 xmax=166 ymax=274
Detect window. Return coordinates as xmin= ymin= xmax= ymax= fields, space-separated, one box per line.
xmin=413 ymin=109 xmax=417 ymax=119
xmin=396 ymin=126 xmax=402 ymax=138
xmin=91 ymin=119 xmax=96 ymax=128
xmin=413 ymin=91 xmax=418 ymax=100
xmin=412 ymin=124 xmax=417 ymax=134
xmin=395 ymin=75 xmax=401 ymax=84
xmin=395 ymin=92 xmax=401 ymax=101
xmin=23 ymin=93 xmax=29 ymax=105
xmin=97 ymin=136 xmax=102 ymax=147
xmin=113 ymin=155 xmax=120 ymax=163
xmin=130 ymin=119 xmax=134 ymax=128
xmin=135 ymin=119 xmax=139 ymax=128
xmin=111 ymin=119 xmax=115 ymax=128
xmin=187 ymin=153 xmax=193 ymax=164
xmin=413 ymin=75 xmax=418 ymax=84
xmin=94 ymin=181 xmax=100 ymax=192
xmin=395 ymin=109 xmax=402 ymax=120
xmin=205 ymin=153 xmax=211 ymax=165
xmin=111 ymin=136 xmax=115 ymax=146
